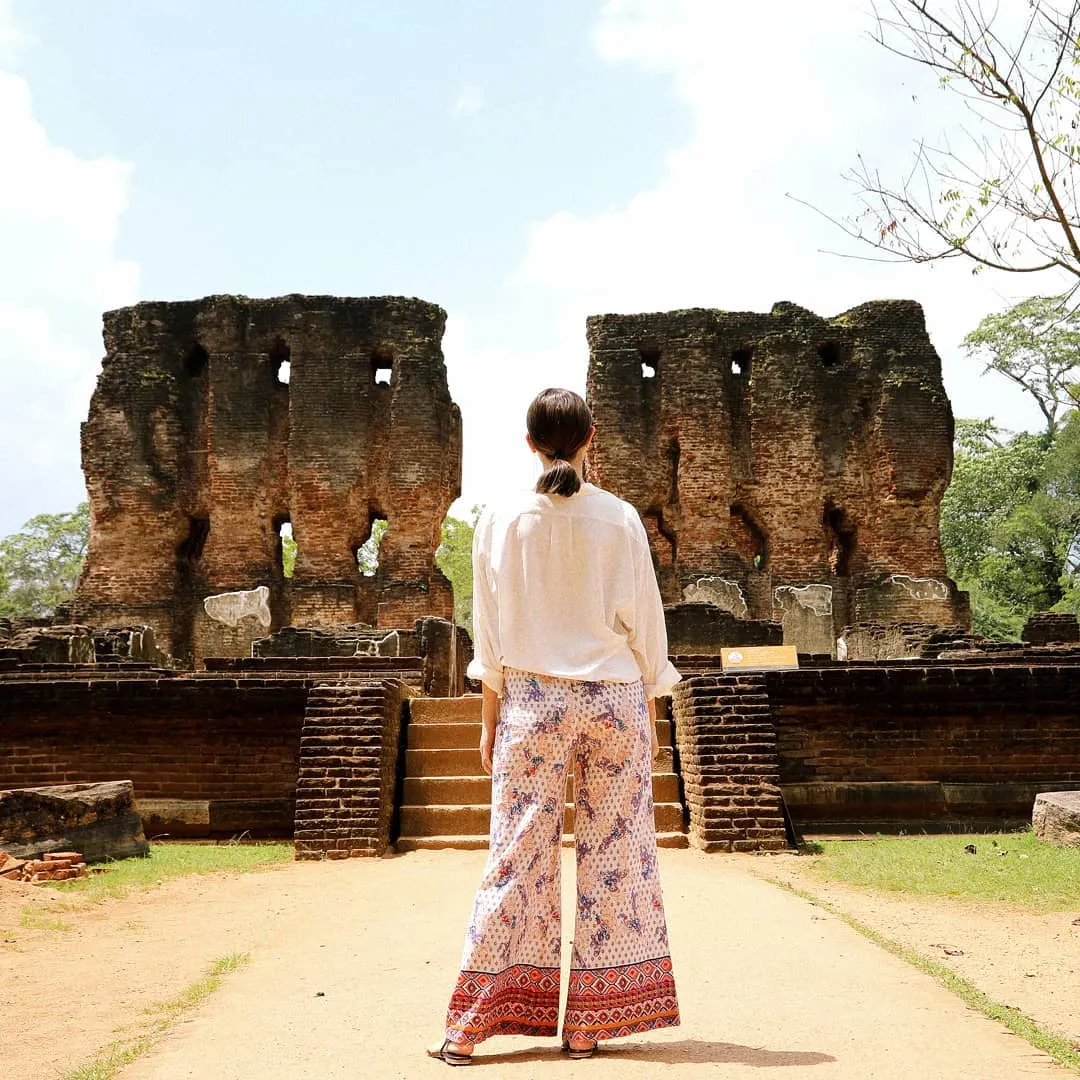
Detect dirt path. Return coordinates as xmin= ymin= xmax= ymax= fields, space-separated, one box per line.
xmin=2 ymin=849 xmax=1076 ymax=1079
xmin=750 ymin=852 xmax=1080 ymax=1048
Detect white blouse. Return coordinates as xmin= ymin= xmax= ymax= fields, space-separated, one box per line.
xmin=466 ymin=483 xmax=681 ymax=699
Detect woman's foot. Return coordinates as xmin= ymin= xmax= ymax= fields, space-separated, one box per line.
xmin=426 ymin=1038 xmax=474 ymax=1065
xmin=562 ymin=1034 xmax=598 ymax=1059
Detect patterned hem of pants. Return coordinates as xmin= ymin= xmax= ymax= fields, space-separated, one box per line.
xmin=446 ymin=957 xmax=679 ymax=1045
xmin=443 ymin=670 xmax=681 ymax=1045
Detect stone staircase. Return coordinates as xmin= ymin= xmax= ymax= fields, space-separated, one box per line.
xmin=395 ymin=696 xmax=687 ymax=850
xmin=294 ymin=680 xmax=408 ymax=859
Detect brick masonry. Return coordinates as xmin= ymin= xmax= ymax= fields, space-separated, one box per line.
xmin=294 ymin=679 xmax=412 ymax=859
xmin=0 ymin=676 xmax=309 ymax=835
xmin=586 ymin=300 xmax=970 ymax=654
xmin=3 ymin=655 xmax=1078 ymax=849
xmin=73 ymin=295 xmax=462 ymax=665
xmin=772 ymin=662 xmax=1080 ymax=829
xmin=670 ymin=674 xmax=789 ymax=852
xmin=667 ymin=654 xmax=1080 ymax=841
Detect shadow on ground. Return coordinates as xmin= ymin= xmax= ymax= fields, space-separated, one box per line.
xmin=475 ymin=1039 xmax=837 ymax=1067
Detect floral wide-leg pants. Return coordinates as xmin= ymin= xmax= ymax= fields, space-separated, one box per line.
xmin=444 ymin=669 xmax=680 ymax=1044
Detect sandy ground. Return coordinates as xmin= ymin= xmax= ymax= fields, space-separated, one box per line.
xmin=0 ymin=848 xmax=1076 ymax=1080
xmin=750 ymin=852 xmax=1080 ymax=1047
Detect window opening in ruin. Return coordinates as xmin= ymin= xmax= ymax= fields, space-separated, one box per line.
xmin=818 ymin=342 xmax=842 ymax=369
xmin=730 ymin=503 xmax=767 ymax=571
xmin=278 ymin=520 xmax=296 ymax=579
xmin=640 ymin=348 xmax=659 ymax=380
xmin=177 ymin=516 xmax=210 ymax=564
xmin=356 ymin=516 xmax=387 ymax=577
xmin=731 ymin=347 xmax=752 ymax=378
xmin=823 ymin=503 xmax=856 ymax=576
xmin=270 ymin=339 xmax=291 ymax=385
xmin=183 ymin=344 xmax=209 ymax=378
xmin=372 ymin=349 xmax=393 ymax=386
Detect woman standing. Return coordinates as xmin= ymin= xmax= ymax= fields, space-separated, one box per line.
xmin=429 ymin=388 xmax=681 ymax=1065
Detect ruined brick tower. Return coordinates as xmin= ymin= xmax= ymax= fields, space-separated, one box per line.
xmin=586 ymin=300 xmax=969 ymax=654
xmin=74 ymin=295 xmax=461 ymax=664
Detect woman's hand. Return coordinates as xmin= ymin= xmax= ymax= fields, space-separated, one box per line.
xmin=480 ymin=723 xmax=496 ymax=775
xmin=480 ymin=684 xmax=500 ymax=776
xmin=648 ymin=697 xmax=660 ymax=761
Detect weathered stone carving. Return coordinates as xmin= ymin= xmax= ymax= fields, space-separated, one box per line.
xmin=73 ymin=295 xmax=462 ymax=664
xmin=586 ymin=300 xmax=969 ymax=654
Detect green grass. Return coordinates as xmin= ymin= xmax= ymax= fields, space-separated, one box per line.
xmin=805 ymin=830 xmax=1080 ymax=912
xmin=19 ymin=907 xmax=73 ymax=932
xmin=53 ymin=841 xmax=293 ymax=903
xmin=61 ymin=953 xmax=251 ymax=1080
xmin=772 ymin=880 xmax=1080 ymax=1076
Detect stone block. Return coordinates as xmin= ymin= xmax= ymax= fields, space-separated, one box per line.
xmin=664 ymin=602 xmax=782 ymax=655
xmin=1032 ymin=791 xmax=1080 ymax=847
xmin=0 ymin=780 xmax=149 ymax=863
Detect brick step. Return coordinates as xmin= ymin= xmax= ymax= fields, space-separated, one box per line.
xmin=405 ymin=745 xmax=674 ymax=777
xmin=305 ymin=697 xmax=385 ymax=708
xmin=395 ymin=831 xmax=690 ymax=852
xmin=299 ymin=734 xmax=382 ymax=748
xmin=402 ymin=772 xmax=681 ymax=806
xmin=299 ymin=731 xmax=382 ymax=744
xmin=679 ymin=763 xmax=779 ymax=777
xmin=409 ymin=697 xmax=484 ymax=724
xmin=398 ymin=802 xmax=684 ymax=837
xmin=304 ymin=704 xmax=384 ymax=715
xmin=407 ymin=719 xmax=675 ymax=750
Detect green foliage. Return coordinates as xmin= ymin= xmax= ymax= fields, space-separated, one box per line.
xmin=281 ymin=531 xmax=297 ymax=578
xmin=436 ymin=506 xmax=481 ymax=628
xmin=941 ymin=419 xmax=1078 ymax=638
xmin=0 ymin=503 xmax=90 ymax=619
xmin=356 ymin=518 xmax=387 ymax=577
xmin=962 ymin=297 xmax=1080 ymax=436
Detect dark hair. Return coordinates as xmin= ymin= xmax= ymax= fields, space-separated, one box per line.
xmin=527 ymin=388 xmax=593 ymax=497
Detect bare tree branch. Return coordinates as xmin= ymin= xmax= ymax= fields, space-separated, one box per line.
xmin=830 ymin=1 xmax=1080 ymax=291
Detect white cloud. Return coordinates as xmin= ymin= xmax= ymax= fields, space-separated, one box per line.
xmin=0 ymin=9 xmax=138 ymax=535
xmin=453 ymin=85 xmax=484 ymax=117
xmin=505 ymin=0 xmax=1050 ymax=437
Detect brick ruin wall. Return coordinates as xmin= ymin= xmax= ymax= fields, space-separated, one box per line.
xmin=72 ymin=295 xmax=461 ymax=665
xmin=0 ymin=672 xmax=413 ymax=849
xmin=670 ymin=657 xmax=1080 ymax=844
xmin=586 ymin=301 xmax=969 ymax=656
xmin=3 ymin=658 xmax=1078 ymax=845
xmin=772 ymin=661 xmax=1080 ymax=830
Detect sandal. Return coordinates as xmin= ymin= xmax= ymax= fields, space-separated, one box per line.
xmin=562 ymin=1036 xmax=597 ymax=1060
xmin=427 ymin=1038 xmax=473 ymax=1066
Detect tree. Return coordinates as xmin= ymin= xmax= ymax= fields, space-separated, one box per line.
xmin=940 ymin=420 xmax=1078 ymax=637
xmin=1045 ymin=408 xmax=1080 ymax=609
xmin=840 ymin=2 xmax=1080 ymax=289
xmin=356 ymin=519 xmax=387 ymax=578
xmin=436 ymin=507 xmax=481 ymax=629
xmin=963 ymin=296 xmax=1080 ymax=435
xmin=0 ymin=504 xmax=90 ymax=619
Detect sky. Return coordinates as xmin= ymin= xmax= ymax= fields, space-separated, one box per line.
xmin=0 ymin=0 xmax=1064 ymax=538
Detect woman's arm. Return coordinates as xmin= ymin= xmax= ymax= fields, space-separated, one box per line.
xmin=648 ymin=696 xmax=659 ymax=761
xmin=479 ymin=683 xmax=499 ymax=775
